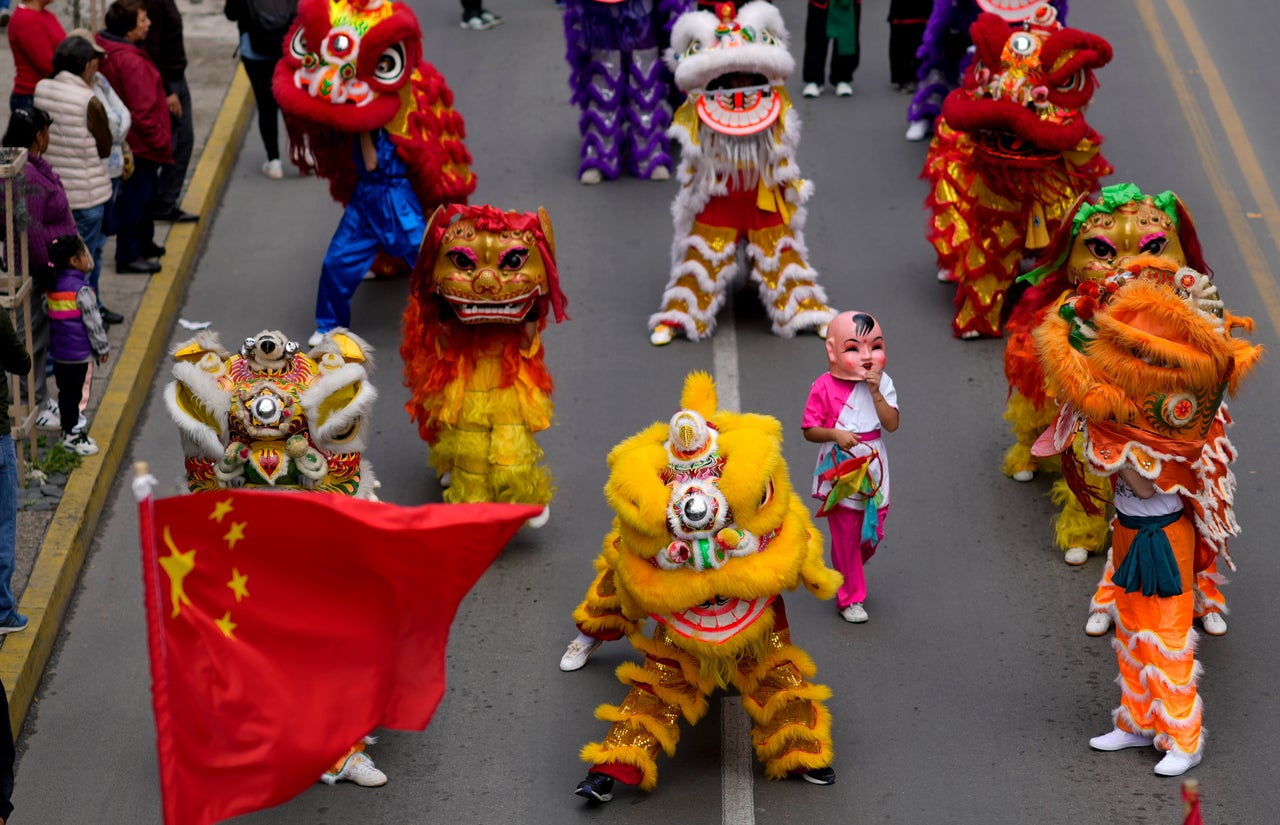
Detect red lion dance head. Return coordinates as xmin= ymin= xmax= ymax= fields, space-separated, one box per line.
xmin=942 ymin=6 xmax=1112 ymax=155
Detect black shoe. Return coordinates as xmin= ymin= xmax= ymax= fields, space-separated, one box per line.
xmin=138 ymin=243 xmax=166 ymax=258
xmin=800 ymin=766 xmax=835 ymax=785
xmin=154 ymin=209 xmax=198 ymax=223
xmin=574 ymin=772 xmax=614 ymax=802
xmin=117 ymin=259 xmax=161 ymax=274
xmin=99 ymin=306 xmax=125 ymax=325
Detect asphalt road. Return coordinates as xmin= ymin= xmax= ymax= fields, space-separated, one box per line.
xmin=11 ymin=1 xmax=1280 ymax=823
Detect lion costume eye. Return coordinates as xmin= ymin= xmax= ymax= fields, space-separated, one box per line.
xmin=290 ymin=27 xmax=309 ymax=60
xmin=499 ymin=248 xmax=529 ymax=270
xmin=683 ymin=39 xmax=702 ymax=58
xmin=1056 ymin=70 xmax=1086 ymax=94
xmin=374 ymin=44 xmax=406 ymax=83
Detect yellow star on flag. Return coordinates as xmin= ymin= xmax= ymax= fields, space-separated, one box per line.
xmin=209 ymin=499 xmax=235 ymax=524
xmin=159 ymin=526 xmax=195 ymax=618
xmin=215 ymin=611 xmax=238 ymax=639
xmin=227 ymin=568 xmax=250 ymax=602
xmin=223 ymin=521 xmax=247 ymax=549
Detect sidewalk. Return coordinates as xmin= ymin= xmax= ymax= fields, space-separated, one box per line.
xmin=0 ymin=0 xmax=251 ymax=733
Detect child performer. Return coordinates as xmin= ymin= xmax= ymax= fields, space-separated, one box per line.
xmin=45 ymin=234 xmax=109 ymax=456
xmin=802 ymin=311 xmax=898 ymax=623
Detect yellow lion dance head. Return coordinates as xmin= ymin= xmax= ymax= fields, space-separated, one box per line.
xmin=601 ymin=372 xmax=841 ymax=663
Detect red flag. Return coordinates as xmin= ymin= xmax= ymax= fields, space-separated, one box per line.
xmin=138 ymin=487 xmax=540 ymax=825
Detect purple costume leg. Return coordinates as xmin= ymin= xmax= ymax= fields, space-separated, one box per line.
xmin=565 ymin=3 xmax=625 ymax=182
xmin=622 ymin=46 xmax=673 ymax=179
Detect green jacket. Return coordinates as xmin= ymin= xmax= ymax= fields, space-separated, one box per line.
xmin=0 ymin=310 xmax=33 ymax=440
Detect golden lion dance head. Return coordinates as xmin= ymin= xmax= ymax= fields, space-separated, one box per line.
xmin=604 ymin=372 xmax=840 ymax=662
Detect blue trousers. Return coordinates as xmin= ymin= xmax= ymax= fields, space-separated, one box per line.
xmin=315 ymin=182 xmax=425 ymax=332
xmin=0 ymin=435 xmax=17 ymax=621
xmin=73 ymin=203 xmax=106 ymax=295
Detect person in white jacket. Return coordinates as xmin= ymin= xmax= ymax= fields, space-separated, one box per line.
xmin=33 ymin=34 xmax=122 ymax=325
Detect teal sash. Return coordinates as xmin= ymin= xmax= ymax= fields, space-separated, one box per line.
xmin=1112 ymin=510 xmax=1184 ymax=598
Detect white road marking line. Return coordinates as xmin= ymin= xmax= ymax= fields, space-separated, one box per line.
xmin=712 ymin=294 xmax=741 ymax=413
xmin=721 ymin=697 xmax=756 ymax=825
xmin=714 ymin=302 xmax=753 ymax=823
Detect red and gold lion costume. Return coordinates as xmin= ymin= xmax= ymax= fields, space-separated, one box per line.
xmin=571 ymin=372 xmax=842 ymax=795
xmin=923 ymin=6 xmax=1112 ymax=338
xmin=401 ymin=205 xmax=568 ymax=516
xmin=1033 ymin=261 xmax=1261 ymax=763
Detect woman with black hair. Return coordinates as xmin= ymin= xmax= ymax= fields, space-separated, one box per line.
xmin=34 ymin=34 xmax=124 ymax=325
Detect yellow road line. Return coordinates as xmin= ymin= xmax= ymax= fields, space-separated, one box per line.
xmin=1136 ymin=0 xmax=1280 ymax=336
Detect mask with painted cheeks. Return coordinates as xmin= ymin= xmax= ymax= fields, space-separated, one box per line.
xmin=825 ymin=311 xmax=885 ymax=382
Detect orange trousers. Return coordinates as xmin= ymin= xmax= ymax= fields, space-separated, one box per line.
xmin=1108 ymin=514 xmax=1202 ymax=757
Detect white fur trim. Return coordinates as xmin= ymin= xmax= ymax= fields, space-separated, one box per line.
xmin=164 ymin=370 xmax=230 ymax=458
xmin=300 ymin=362 xmax=377 ymax=454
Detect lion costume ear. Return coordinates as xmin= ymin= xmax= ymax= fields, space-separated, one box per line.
xmin=538 ymin=206 xmax=556 ymax=260
xmin=680 ymin=371 xmax=718 ymax=420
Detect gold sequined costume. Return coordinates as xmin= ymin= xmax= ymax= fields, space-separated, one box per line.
xmin=574 ymin=372 xmax=843 ymax=791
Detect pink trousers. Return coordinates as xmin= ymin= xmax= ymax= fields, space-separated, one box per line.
xmin=825 ymin=503 xmax=889 ymax=608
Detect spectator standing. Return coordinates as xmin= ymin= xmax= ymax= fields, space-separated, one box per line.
xmin=96 ymin=0 xmax=172 ymax=275
xmin=144 ymin=0 xmax=198 ymax=223
xmin=1 ymin=107 xmax=78 ymax=430
xmin=0 ymin=299 xmax=32 ymax=637
xmin=225 ymin=0 xmax=296 ymax=179
xmin=460 ymin=0 xmax=502 ymax=31
xmin=72 ymin=25 xmax=132 ymax=270
xmin=888 ymin=0 xmax=930 ymax=92
xmin=7 ymin=0 xmax=67 ymax=111
xmin=34 ymin=35 xmax=121 ymax=326
xmin=802 ymin=0 xmax=862 ymax=99
xmin=45 ymin=234 xmax=109 ymax=456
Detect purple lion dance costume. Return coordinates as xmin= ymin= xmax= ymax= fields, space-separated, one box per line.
xmin=904 ymin=0 xmax=1068 ymax=141
xmin=564 ymin=0 xmax=692 ymax=185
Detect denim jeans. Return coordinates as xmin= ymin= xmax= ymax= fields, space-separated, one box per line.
xmin=73 ymin=203 xmax=107 ymax=295
xmin=0 ymin=435 xmax=18 ymax=621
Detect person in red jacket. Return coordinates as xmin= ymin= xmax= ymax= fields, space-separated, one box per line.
xmin=96 ymin=0 xmax=171 ymax=274
xmin=7 ymin=0 xmax=66 ymax=111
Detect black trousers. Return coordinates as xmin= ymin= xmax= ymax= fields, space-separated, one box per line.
xmin=803 ymin=1 xmax=862 ymax=85
xmin=52 ymin=360 xmax=88 ymax=435
xmin=242 ymin=56 xmax=281 ymax=162
xmin=889 ymin=21 xmax=926 ymax=85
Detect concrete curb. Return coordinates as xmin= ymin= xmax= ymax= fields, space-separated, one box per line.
xmin=1 ymin=66 xmax=254 ymax=733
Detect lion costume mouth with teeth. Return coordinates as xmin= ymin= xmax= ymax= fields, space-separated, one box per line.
xmin=400 ymin=204 xmax=567 ymax=511
xmin=572 ymin=371 xmax=842 ymax=791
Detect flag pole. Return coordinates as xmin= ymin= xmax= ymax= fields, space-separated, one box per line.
xmin=134 ymin=461 xmax=178 ymax=825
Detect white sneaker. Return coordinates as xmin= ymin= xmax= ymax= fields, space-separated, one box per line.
xmin=527 ymin=505 xmax=550 ymax=529
xmin=438 ymin=470 xmax=453 ymax=488
xmin=579 ymin=168 xmax=602 ymax=185
xmin=1154 ymin=749 xmax=1201 ymax=777
xmin=322 ymin=750 xmax=387 ymax=787
xmin=1200 ymin=612 xmax=1227 ymax=636
xmin=262 ymin=159 xmax=283 ymax=179
xmin=1089 ymin=728 xmax=1154 ymax=751
xmin=1010 ymin=469 xmax=1035 ymax=482
xmin=905 ymin=119 xmax=931 ymax=141
xmin=60 ymin=431 xmax=99 ymax=456
xmin=648 ymin=166 xmax=670 ymax=181
xmin=835 ymin=82 xmax=853 ymax=97
xmin=307 ymin=330 xmax=324 ymax=348
xmin=35 ymin=400 xmax=61 ymax=431
xmin=936 ymin=267 xmax=954 ymax=282
xmin=802 ymin=82 xmax=821 ymax=98
xmin=559 ymin=636 xmax=603 ymax=672
xmin=1084 ymin=611 xmax=1112 ymax=636
xmin=1063 ymin=547 xmax=1089 ymax=566
xmin=840 ymin=603 xmax=868 ymax=623
xmin=649 ymin=323 xmax=675 ymax=346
